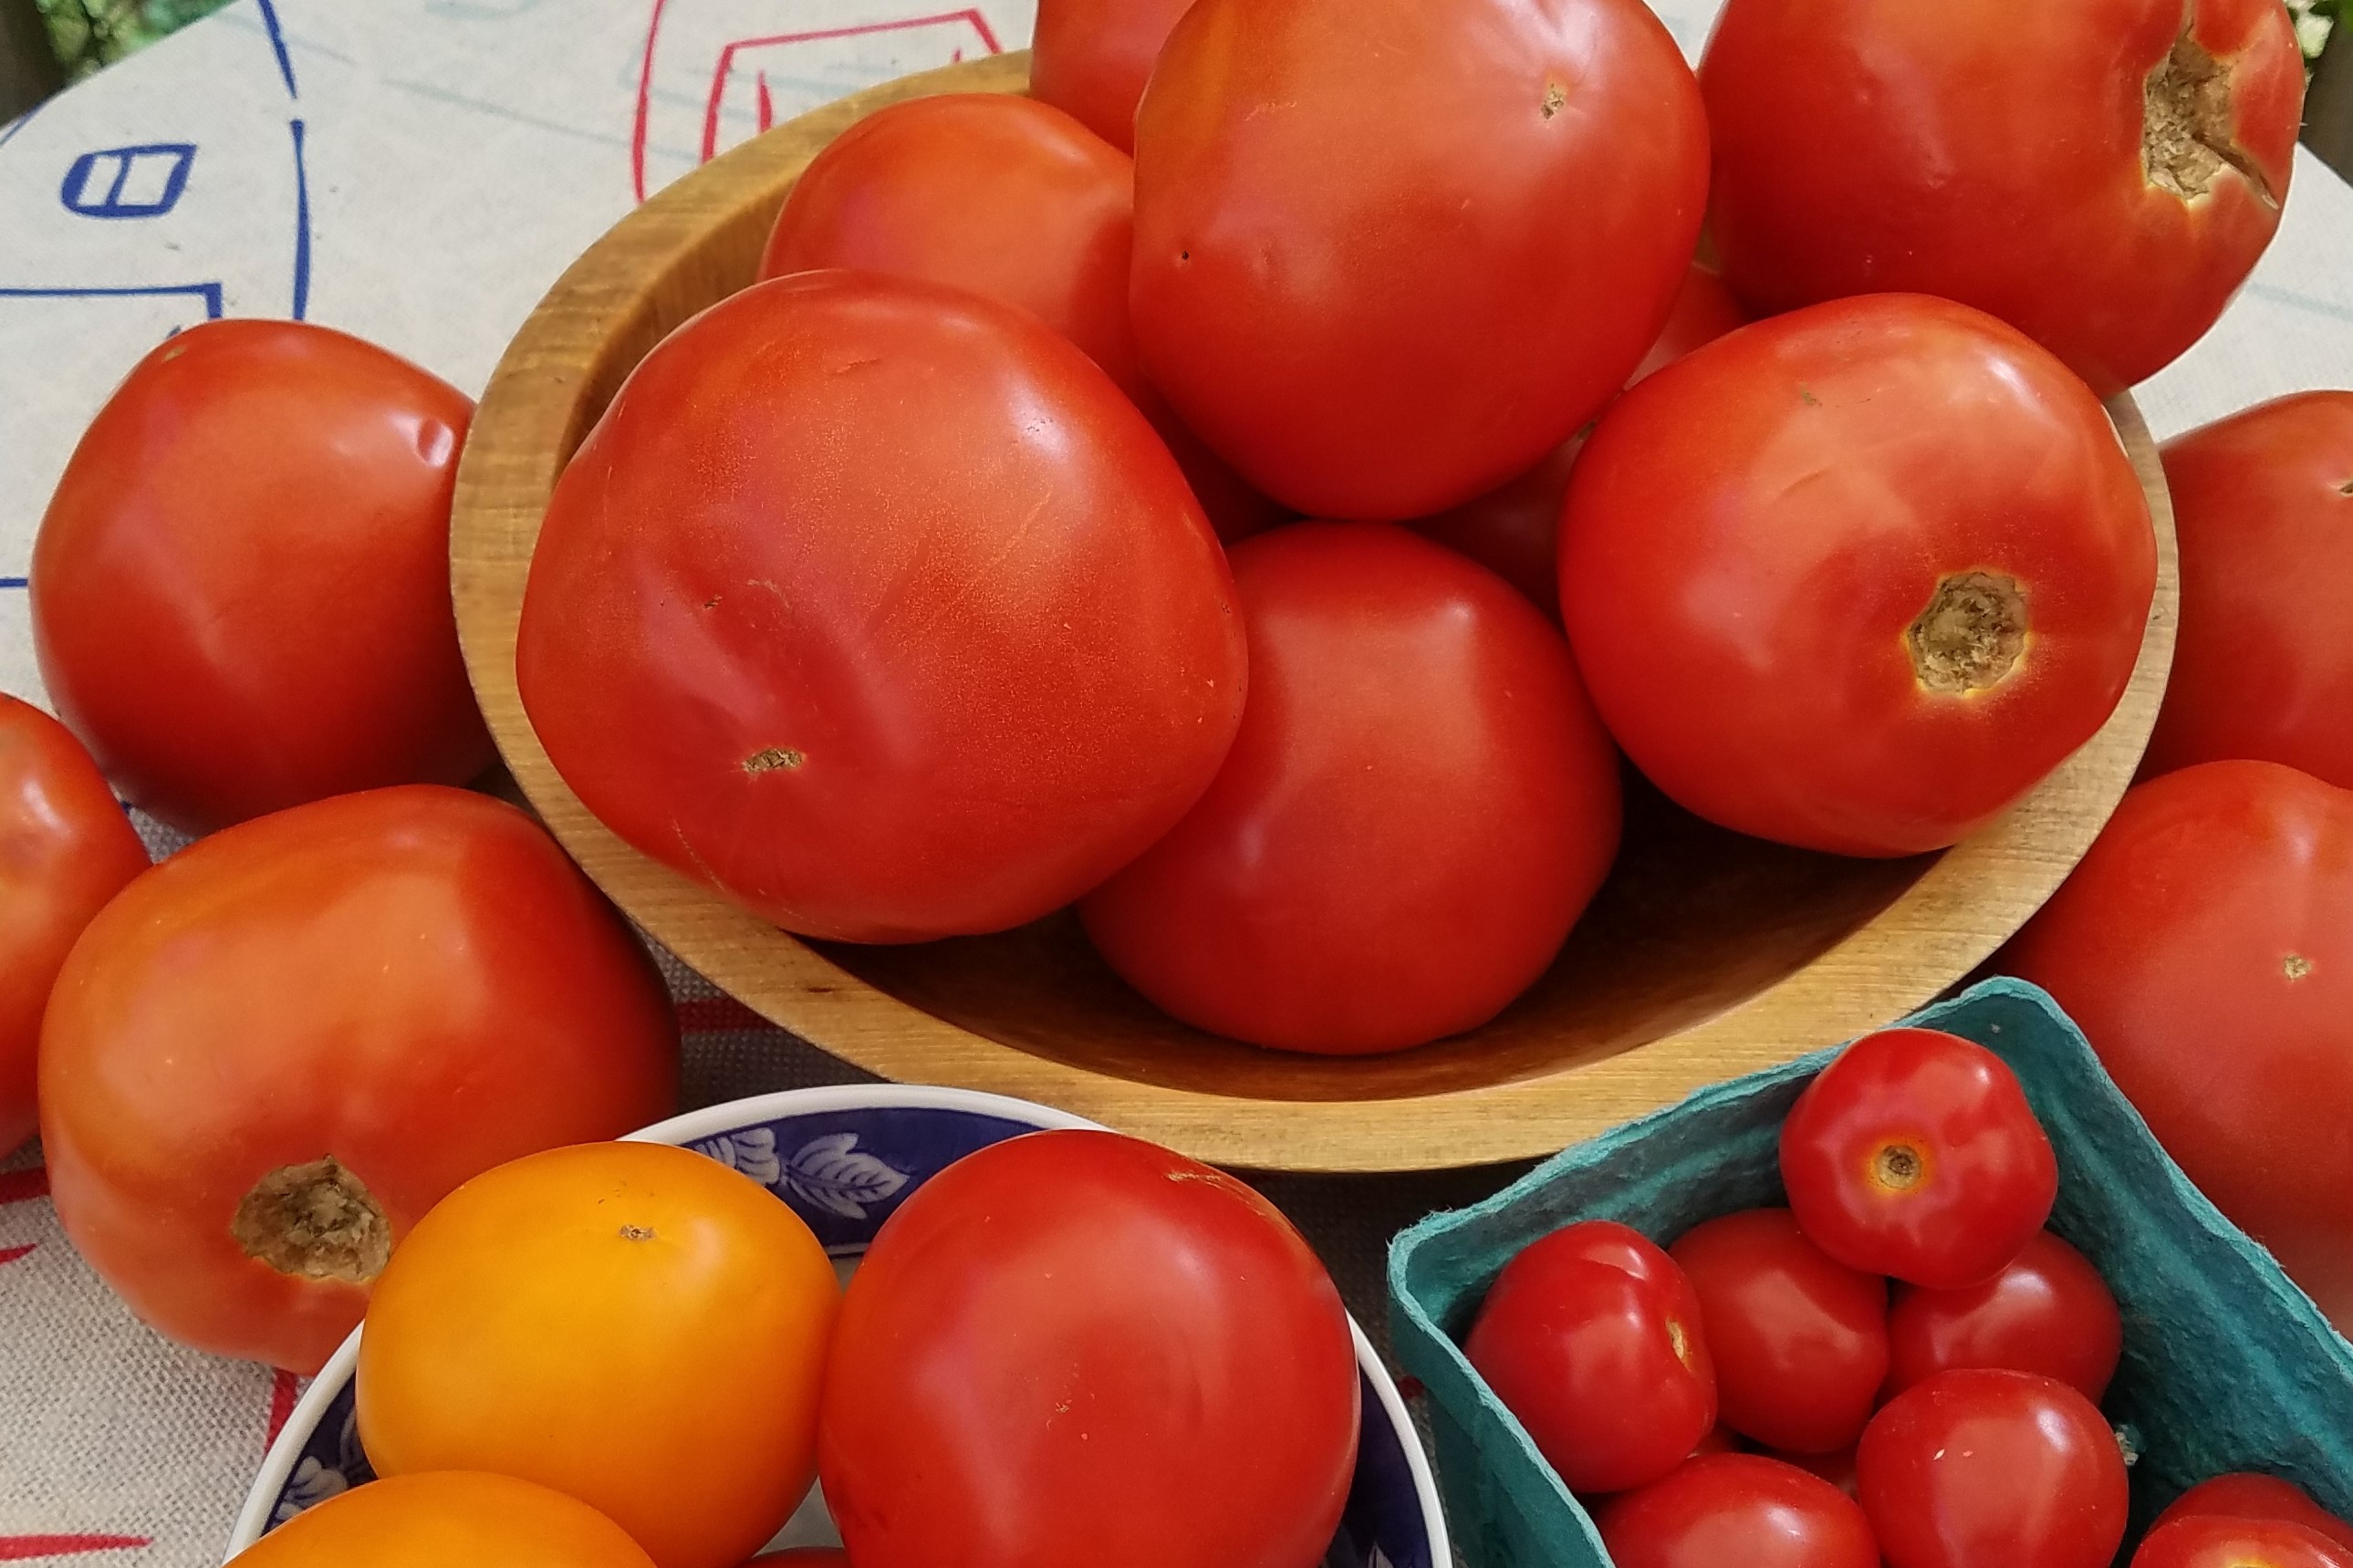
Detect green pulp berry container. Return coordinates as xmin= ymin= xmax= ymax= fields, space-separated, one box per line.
xmin=1388 ymin=977 xmax=2353 ymax=1568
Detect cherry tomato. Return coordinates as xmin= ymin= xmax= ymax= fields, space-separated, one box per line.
xmin=2143 ymin=393 xmax=2353 ymax=787
xmin=2133 ymin=1516 xmax=2353 ymax=1568
xmin=1464 ymin=1220 xmax=1715 ymax=1495
xmin=1670 ymin=1208 xmax=1889 ymax=1454
xmin=517 ymin=271 xmax=1245 ymax=944
xmin=1780 ymin=1027 xmax=2057 ymax=1289
xmin=820 ymin=1130 xmax=1357 ymax=1568
xmin=1700 ymin=0 xmax=2304 ymax=392
xmin=1597 ymin=1454 xmax=1879 ymax=1568
xmin=1130 ymin=0 xmax=1708 ymax=518
xmin=1031 ymin=0 xmax=1193 ymax=152
xmin=32 ymin=319 xmax=492 ymax=835
xmin=1560 ymin=293 xmax=2155 ymax=856
xmin=361 ymin=1143 xmax=837 ymax=1568
xmin=228 ymin=1472 xmax=656 ymax=1568
xmin=2156 ymin=1475 xmax=2353 ymax=1552
xmin=1885 ymin=1231 xmax=2122 ymax=1402
xmin=39 ymin=785 xmax=679 ymax=1372
xmin=1078 ymin=523 xmax=1621 ymax=1054
xmin=1857 ymin=1369 xmax=2128 ymax=1568
xmin=2001 ymin=760 xmax=2353 ymax=1329
xmin=0 ymin=694 xmax=146 ymax=1156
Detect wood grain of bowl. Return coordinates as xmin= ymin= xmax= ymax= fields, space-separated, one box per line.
xmin=450 ymin=51 xmax=2180 ymax=1173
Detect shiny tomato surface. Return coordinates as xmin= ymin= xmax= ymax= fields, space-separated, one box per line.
xmin=2132 ymin=1516 xmax=2353 ymax=1568
xmin=227 ymin=1472 xmax=656 ymax=1568
xmin=1031 ymin=0 xmax=1194 ymax=151
xmin=1598 ymin=1454 xmax=1879 ymax=1568
xmin=1561 ymin=294 xmax=2155 ymax=855
xmin=32 ymin=319 xmax=491 ymax=834
xmin=1885 ymin=1231 xmax=2122 ymax=1402
xmin=2155 ymin=1475 xmax=2353 ymax=1552
xmin=1701 ymin=0 xmax=2304 ymax=391
xmin=39 ymin=786 xmax=679 ymax=1371
xmin=517 ymin=272 xmax=1245 ymax=944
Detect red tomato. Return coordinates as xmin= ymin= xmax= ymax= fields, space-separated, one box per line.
xmin=1699 ymin=0 xmax=2304 ymax=392
xmin=1780 ymin=1027 xmax=2057 ymax=1289
xmin=818 ymin=1130 xmax=1359 ymax=1568
xmin=1857 ymin=1369 xmax=2129 ymax=1568
xmin=1669 ymin=1209 xmax=1889 ymax=1454
xmin=1560 ymin=294 xmax=2155 ymax=856
xmin=1885 ymin=1231 xmax=2122 ymax=1402
xmin=517 ymin=272 xmax=1245 ymax=944
xmin=2156 ymin=1475 xmax=2353 ymax=1552
xmin=1598 ymin=1454 xmax=1879 ymax=1568
xmin=0 ymin=695 xmax=147 ymax=1156
xmin=1130 ymin=0 xmax=1708 ymax=518
xmin=2001 ymin=760 xmax=2353 ymax=1328
xmin=2133 ymin=1516 xmax=2353 ymax=1568
xmin=1464 ymin=1220 xmax=1716 ymax=1495
xmin=2143 ymin=393 xmax=2353 ymax=786
xmin=1031 ymin=0 xmax=1193 ymax=152
xmin=1078 ymin=523 xmax=1621 ymax=1054
xmin=32 ymin=319 xmax=492 ymax=835
xmin=38 ymin=785 xmax=679 ymax=1371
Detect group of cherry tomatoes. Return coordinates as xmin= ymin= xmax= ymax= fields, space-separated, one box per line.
xmin=231 ymin=1127 xmax=1359 ymax=1568
xmin=1465 ymin=1026 xmax=2353 ymax=1568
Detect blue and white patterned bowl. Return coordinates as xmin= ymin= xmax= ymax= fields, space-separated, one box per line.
xmin=225 ymin=1085 xmax=1449 ymax=1567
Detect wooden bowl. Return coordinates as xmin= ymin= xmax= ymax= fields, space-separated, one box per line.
xmin=451 ymin=51 xmax=2179 ymax=1173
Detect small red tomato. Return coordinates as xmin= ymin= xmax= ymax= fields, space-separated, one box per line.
xmin=1781 ymin=1027 xmax=2057 ymax=1289
xmin=2156 ymin=1475 xmax=2353 ymax=1552
xmin=1030 ymin=0 xmax=1194 ymax=152
xmin=1858 ymin=1369 xmax=2128 ymax=1568
xmin=2133 ymin=1516 xmax=2353 ymax=1568
xmin=1670 ymin=1209 xmax=1889 ymax=1455
xmin=1598 ymin=1454 xmax=1879 ymax=1568
xmin=1464 ymin=1220 xmax=1715 ymax=1495
xmin=1885 ymin=1231 xmax=2122 ymax=1402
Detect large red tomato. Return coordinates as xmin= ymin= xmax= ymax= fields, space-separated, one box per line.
xmin=1030 ymin=0 xmax=1195 ymax=152
xmin=517 ymin=272 xmax=1246 ymax=944
xmin=1700 ymin=0 xmax=2303 ymax=392
xmin=32 ymin=319 xmax=492 ymax=834
xmin=39 ymin=786 xmax=679 ymax=1371
xmin=1079 ymin=523 xmax=1621 ymax=1054
xmin=2001 ymin=759 xmax=2353 ymax=1330
xmin=1130 ymin=0 xmax=1708 ymax=519
xmin=1560 ymin=294 xmax=2155 ymax=856
xmin=0 ymin=695 xmax=147 ymax=1156
xmin=818 ymin=1130 xmax=1359 ymax=1568
xmin=2144 ymin=393 xmax=2353 ymax=786
xmin=1598 ymin=1454 xmax=1879 ymax=1568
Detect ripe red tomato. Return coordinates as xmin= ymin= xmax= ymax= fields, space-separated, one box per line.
xmin=1884 ymin=1231 xmax=2122 ymax=1402
xmin=0 ymin=695 xmax=147 ymax=1156
xmin=1078 ymin=523 xmax=1621 ymax=1054
xmin=517 ymin=272 xmax=1245 ymax=944
xmin=2156 ymin=1475 xmax=2353 ymax=1552
xmin=39 ymin=785 xmax=679 ymax=1371
xmin=1669 ymin=1209 xmax=1889 ymax=1454
xmin=1780 ymin=1027 xmax=2057 ymax=1289
xmin=1597 ymin=1454 xmax=1879 ymax=1568
xmin=1031 ymin=0 xmax=1193 ymax=152
xmin=32 ymin=319 xmax=492 ymax=835
xmin=2001 ymin=760 xmax=2353 ymax=1329
xmin=2143 ymin=393 xmax=2353 ymax=787
xmin=2133 ymin=1516 xmax=2353 ymax=1568
xmin=1130 ymin=0 xmax=1708 ymax=519
xmin=1700 ymin=0 xmax=2304 ymax=392
xmin=1857 ymin=1369 xmax=2129 ymax=1568
xmin=1560 ymin=294 xmax=2155 ymax=856
xmin=1464 ymin=1220 xmax=1715 ymax=1495
xmin=818 ymin=1130 xmax=1359 ymax=1568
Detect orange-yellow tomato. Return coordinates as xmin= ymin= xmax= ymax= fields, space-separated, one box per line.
xmin=358 ymin=1143 xmax=839 ymax=1568
xmin=229 ymin=1472 xmax=655 ymax=1567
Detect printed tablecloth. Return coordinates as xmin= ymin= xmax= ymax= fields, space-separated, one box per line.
xmin=3 ymin=3 xmax=2352 ymax=1562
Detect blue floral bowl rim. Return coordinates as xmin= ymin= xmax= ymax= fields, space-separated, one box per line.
xmin=225 ymin=1081 xmax=1449 ymax=1565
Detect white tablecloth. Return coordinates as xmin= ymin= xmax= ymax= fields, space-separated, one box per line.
xmin=3 ymin=3 xmax=2351 ymax=1562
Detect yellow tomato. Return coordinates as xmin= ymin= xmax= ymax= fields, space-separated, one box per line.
xmin=358 ymin=1141 xmax=838 ymax=1568
xmin=230 ymin=1471 xmax=655 ymax=1566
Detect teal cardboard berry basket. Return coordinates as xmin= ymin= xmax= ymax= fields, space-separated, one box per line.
xmin=1388 ymin=977 xmax=2353 ymax=1568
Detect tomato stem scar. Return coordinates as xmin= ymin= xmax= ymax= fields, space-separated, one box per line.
xmin=1873 ymin=1143 xmax=1926 ymax=1191
xmin=1909 ymin=572 xmax=2025 ymax=694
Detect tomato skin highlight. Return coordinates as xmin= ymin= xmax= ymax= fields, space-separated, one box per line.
xmin=2131 ymin=1515 xmax=2353 ymax=1568
xmin=1597 ymin=1453 xmax=1879 ymax=1568
xmin=1884 ymin=1230 xmax=2122 ymax=1402
xmin=2154 ymin=1475 xmax=2353 ymax=1552
xmin=225 ymin=1471 xmax=658 ymax=1568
